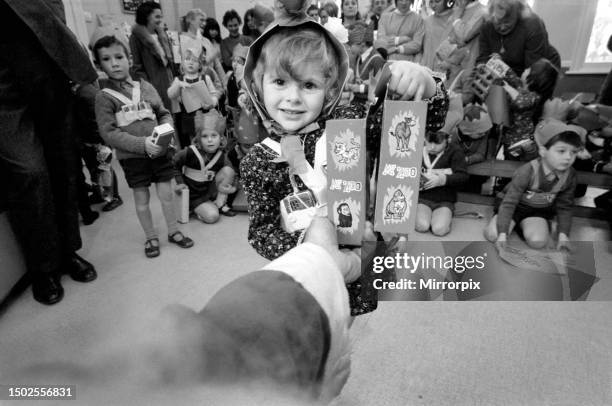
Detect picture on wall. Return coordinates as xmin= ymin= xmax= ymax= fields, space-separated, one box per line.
xmin=121 ymin=0 xmax=160 ymax=14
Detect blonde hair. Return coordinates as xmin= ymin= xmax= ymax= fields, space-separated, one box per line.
xmin=182 ymin=9 xmax=206 ymax=32
xmin=252 ymin=27 xmax=341 ymax=115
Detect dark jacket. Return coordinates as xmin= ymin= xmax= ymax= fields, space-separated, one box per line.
xmin=129 ymin=23 xmax=175 ymax=111
xmin=477 ymin=13 xmax=560 ymax=76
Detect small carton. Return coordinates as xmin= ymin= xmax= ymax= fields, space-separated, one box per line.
xmin=152 ymin=123 xmax=175 ymax=149
xmin=175 ymin=187 xmax=189 ymax=224
xmin=326 ymin=119 xmax=367 ymax=246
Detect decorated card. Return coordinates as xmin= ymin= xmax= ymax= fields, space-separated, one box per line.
xmin=374 ymin=100 xmax=427 ymax=235
xmin=326 ymin=119 xmax=367 ymax=246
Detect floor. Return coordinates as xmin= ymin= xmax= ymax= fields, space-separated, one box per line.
xmin=0 ymin=170 xmax=611 ymax=405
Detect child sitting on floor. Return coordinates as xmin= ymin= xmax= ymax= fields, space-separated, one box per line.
xmin=168 ymin=47 xmax=221 ymax=148
xmin=484 ymin=118 xmax=582 ymax=250
xmin=173 ymin=111 xmax=236 ymax=222
xmin=417 ymin=130 xmax=468 ymax=236
xmin=94 ymin=35 xmax=194 ymax=258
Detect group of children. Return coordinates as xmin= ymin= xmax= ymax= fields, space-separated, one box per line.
xmin=88 ymin=0 xmax=606 ymax=285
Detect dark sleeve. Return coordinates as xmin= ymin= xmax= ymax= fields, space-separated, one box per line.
xmin=523 ymin=17 xmax=554 ymax=70
xmin=476 ymin=23 xmax=493 ymax=65
xmin=172 ymin=148 xmax=188 ymax=183
xmin=445 ymin=147 xmax=469 ymax=187
xmin=497 ymin=162 xmax=532 ymax=234
xmin=240 ymin=149 xmax=299 ymax=260
xmin=74 ymin=82 xmax=103 ymax=144
xmin=130 ymin=35 xmax=148 ymax=82
xmin=466 ymin=138 xmax=487 ymax=165
xmin=555 ymin=171 xmax=577 ymax=236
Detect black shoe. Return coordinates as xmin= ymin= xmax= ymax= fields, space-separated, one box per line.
xmin=102 ymin=196 xmax=123 ymax=212
xmin=168 ymin=231 xmax=194 ymax=248
xmin=145 ymin=238 xmax=160 ymax=258
xmin=82 ymin=210 xmax=100 ymax=225
xmin=32 ymin=275 xmax=64 ymax=305
xmin=64 ymin=253 xmax=97 ymax=282
xmin=220 ymin=205 xmax=236 ymax=217
xmin=89 ymin=193 xmax=105 ymax=205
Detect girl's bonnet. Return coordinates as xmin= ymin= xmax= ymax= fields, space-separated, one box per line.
xmin=242 ymin=0 xmax=350 ymax=136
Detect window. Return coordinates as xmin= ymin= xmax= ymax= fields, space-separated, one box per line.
xmin=585 ymin=0 xmax=612 ymax=64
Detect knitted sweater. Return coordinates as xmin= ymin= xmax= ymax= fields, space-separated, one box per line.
xmin=420 ymin=9 xmax=454 ymax=70
xmin=497 ymin=159 xmax=577 ymax=235
xmin=419 ymin=143 xmax=468 ymax=203
xmin=95 ymin=78 xmax=173 ymax=160
xmin=377 ymin=10 xmax=425 ymax=61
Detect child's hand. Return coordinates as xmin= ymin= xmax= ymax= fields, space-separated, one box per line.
xmin=145 ymin=136 xmax=162 ymax=158
xmin=387 ymin=61 xmax=437 ymax=101
xmin=603 ymin=162 xmax=612 ymax=174
xmin=174 ymin=183 xmax=188 ymax=192
xmin=557 ymin=233 xmax=571 ymax=253
xmin=178 ymin=80 xmax=192 ymax=89
xmin=423 ymin=173 xmax=445 ymax=190
xmin=577 ymin=148 xmax=591 ymax=160
xmin=496 ymin=233 xmax=507 ymax=251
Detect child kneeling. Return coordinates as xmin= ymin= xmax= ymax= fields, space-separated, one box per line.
xmin=416 ymin=131 xmax=468 ymax=236
xmin=484 ymin=119 xmax=582 ymax=250
xmin=174 ymin=111 xmax=236 ymax=223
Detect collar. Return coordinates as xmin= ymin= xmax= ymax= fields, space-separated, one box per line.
xmin=108 ymin=77 xmax=135 ymax=90
xmin=540 ymin=159 xmax=558 ymax=180
xmin=360 ymin=47 xmax=373 ymax=62
xmin=393 ymin=9 xmax=413 ymax=17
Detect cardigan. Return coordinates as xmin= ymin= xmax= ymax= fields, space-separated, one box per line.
xmin=377 ymin=10 xmax=425 ymax=61
xmin=419 ymin=143 xmax=468 ymax=203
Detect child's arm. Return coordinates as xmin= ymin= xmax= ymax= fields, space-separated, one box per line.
xmin=142 ymin=81 xmax=173 ymax=126
xmin=240 ymin=152 xmax=299 ymax=260
xmin=95 ymin=92 xmax=146 ymax=155
xmin=204 ymin=74 xmax=220 ymax=107
xmin=466 ymin=138 xmax=488 ymax=165
xmin=554 ymin=170 xmax=578 ymax=239
xmin=444 ymin=147 xmax=469 ymax=187
xmin=451 ymin=7 xmax=486 ymax=47
xmin=496 ymin=163 xmax=532 ymax=235
xmin=172 ymin=148 xmax=188 ymax=184
xmin=167 ymin=77 xmax=183 ymax=101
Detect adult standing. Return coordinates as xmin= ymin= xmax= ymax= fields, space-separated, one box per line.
xmin=341 ymin=0 xmax=361 ymax=28
xmin=0 ymin=0 xmax=98 ymax=305
xmin=220 ymin=10 xmax=253 ymax=73
xmin=420 ymin=0 xmax=454 ymax=70
xmin=179 ymin=9 xmax=225 ymax=83
xmin=130 ymin=1 xmax=176 ymax=111
xmin=477 ymin=0 xmax=560 ymax=76
xmin=367 ymin=0 xmax=389 ymax=31
xmin=377 ymin=0 xmax=425 ymax=62
xmin=242 ymin=8 xmax=259 ymax=40
xmin=449 ymin=0 xmax=487 ymax=77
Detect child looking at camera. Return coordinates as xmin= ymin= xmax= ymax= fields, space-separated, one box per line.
xmin=173 ymin=111 xmax=236 ymax=222
xmin=168 ymin=47 xmax=222 ymax=148
xmin=94 ymin=35 xmax=194 ymax=259
xmin=417 ymin=130 xmax=468 ymax=236
xmin=484 ymin=119 xmax=582 ymax=250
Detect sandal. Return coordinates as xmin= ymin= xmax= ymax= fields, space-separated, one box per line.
xmin=168 ymin=231 xmax=194 ymax=249
xmin=145 ymin=238 xmax=160 ymax=258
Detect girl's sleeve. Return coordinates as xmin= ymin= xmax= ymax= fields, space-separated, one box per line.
xmin=95 ymin=92 xmax=146 ymax=155
xmin=452 ymin=9 xmax=486 ymax=47
xmin=240 ymin=150 xmax=299 ymax=260
xmin=172 ymin=148 xmax=187 ymax=183
xmin=445 ymin=148 xmax=469 ymax=186
xmin=467 ymin=138 xmax=487 ymax=165
xmin=167 ymin=78 xmax=181 ymax=101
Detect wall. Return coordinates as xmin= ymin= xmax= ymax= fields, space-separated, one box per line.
xmin=80 ymin=0 xmax=216 ymax=41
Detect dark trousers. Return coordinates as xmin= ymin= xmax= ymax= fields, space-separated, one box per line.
xmin=0 ymin=63 xmax=81 ymax=277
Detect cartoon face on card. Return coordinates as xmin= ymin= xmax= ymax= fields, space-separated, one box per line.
xmin=330 ymin=129 xmax=361 ymax=171
xmin=381 ymin=185 xmax=413 ymax=224
xmin=388 ymin=111 xmax=420 ymax=158
xmin=333 ymin=198 xmax=361 ymax=234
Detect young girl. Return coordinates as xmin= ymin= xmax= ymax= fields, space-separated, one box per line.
xmin=417 ymin=131 xmax=468 ymax=236
xmin=94 ymin=35 xmax=194 ymax=258
xmin=168 ymin=48 xmax=221 ymax=148
xmin=173 ymin=111 xmax=236 ymax=222
xmin=500 ymin=58 xmax=559 ymax=161
xmin=239 ymin=0 xmax=448 ymax=315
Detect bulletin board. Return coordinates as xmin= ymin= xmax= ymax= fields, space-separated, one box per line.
xmin=121 ymin=0 xmax=160 ymax=14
